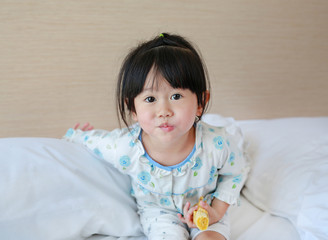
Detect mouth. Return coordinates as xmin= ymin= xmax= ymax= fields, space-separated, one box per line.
xmin=159 ymin=123 xmax=174 ymax=132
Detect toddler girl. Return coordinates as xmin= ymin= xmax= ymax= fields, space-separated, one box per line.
xmin=64 ymin=33 xmax=249 ymax=240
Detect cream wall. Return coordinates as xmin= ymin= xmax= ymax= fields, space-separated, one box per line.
xmin=1 ymin=1 xmax=327 ymax=137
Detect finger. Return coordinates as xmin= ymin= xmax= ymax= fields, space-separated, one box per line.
xmin=87 ymin=125 xmax=94 ymax=130
xmin=199 ymin=200 xmax=211 ymax=211
xmin=185 ymin=208 xmax=198 ymax=228
xmin=188 ymin=206 xmax=198 ymax=220
xmin=178 ymin=211 xmax=196 ymax=228
xmin=182 ymin=202 xmax=194 ymax=225
xmin=74 ymin=123 xmax=80 ymax=130
xmin=183 ymin=202 xmax=191 ymax=215
xmin=185 ymin=205 xmax=198 ymax=224
xmin=177 ymin=213 xmax=186 ymax=223
xmin=188 ymin=205 xmax=198 ymax=214
xmin=82 ymin=122 xmax=90 ymax=131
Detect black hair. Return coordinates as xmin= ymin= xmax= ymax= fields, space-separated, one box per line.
xmin=116 ymin=33 xmax=210 ymax=128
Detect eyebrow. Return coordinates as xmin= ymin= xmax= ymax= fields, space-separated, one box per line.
xmin=142 ymin=87 xmax=153 ymax=91
xmin=141 ymin=85 xmax=165 ymax=92
xmin=140 ymin=88 xmax=155 ymax=94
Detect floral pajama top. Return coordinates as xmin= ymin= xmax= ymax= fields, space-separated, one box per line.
xmin=63 ymin=121 xmax=249 ymax=214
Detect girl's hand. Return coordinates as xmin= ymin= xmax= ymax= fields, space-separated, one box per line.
xmin=74 ymin=122 xmax=94 ymax=131
xmin=177 ymin=201 xmax=198 ymax=228
xmin=178 ymin=199 xmax=229 ymax=228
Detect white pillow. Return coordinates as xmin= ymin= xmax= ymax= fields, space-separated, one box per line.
xmin=203 ymin=114 xmax=328 ymax=240
xmin=0 ymin=138 xmax=144 ymax=240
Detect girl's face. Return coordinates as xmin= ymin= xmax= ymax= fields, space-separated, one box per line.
xmin=132 ymin=71 xmax=204 ymax=146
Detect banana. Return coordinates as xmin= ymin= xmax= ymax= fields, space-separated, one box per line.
xmin=193 ymin=196 xmax=209 ymax=230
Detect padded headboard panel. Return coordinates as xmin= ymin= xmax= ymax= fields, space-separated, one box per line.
xmin=1 ymin=0 xmax=328 ymax=137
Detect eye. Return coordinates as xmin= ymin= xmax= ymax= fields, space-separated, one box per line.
xmin=145 ymin=96 xmax=156 ymax=103
xmin=171 ymin=94 xmax=182 ymax=100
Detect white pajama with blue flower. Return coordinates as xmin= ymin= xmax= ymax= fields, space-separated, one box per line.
xmin=64 ymin=121 xmax=249 ymax=240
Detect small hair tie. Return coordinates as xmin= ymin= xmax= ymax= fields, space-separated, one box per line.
xmin=159 ymin=33 xmax=164 ymax=38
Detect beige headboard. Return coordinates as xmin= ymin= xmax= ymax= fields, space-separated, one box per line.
xmin=1 ymin=1 xmax=327 ymax=138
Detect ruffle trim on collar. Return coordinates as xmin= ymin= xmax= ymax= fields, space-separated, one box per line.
xmin=134 ymin=123 xmax=204 ymax=178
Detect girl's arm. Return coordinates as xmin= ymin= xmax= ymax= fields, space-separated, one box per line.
xmin=212 ymin=124 xmax=250 ymax=206
xmin=63 ymin=124 xmax=117 ymax=164
xmin=201 ymin=197 xmax=229 ymax=223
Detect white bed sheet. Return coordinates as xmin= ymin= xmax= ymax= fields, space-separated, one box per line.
xmin=230 ymin=195 xmax=301 ymax=240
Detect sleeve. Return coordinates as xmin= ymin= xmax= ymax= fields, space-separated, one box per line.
xmin=212 ymin=122 xmax=250 ymax=206
xmin=62 ymin=128 xmax=119 ymax=166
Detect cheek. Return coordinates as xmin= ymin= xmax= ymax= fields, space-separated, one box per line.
xmin=176 ymin=104 xmax=199 ymax=123
xmin=133 ymin=109 xmax=153 ymax=124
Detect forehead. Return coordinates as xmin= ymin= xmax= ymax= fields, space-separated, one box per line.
xmin=142 ymin=67 xmax=171 ymax=91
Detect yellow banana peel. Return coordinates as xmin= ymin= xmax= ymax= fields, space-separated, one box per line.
xmin=193 ymin=196 xmax=209 ymax=230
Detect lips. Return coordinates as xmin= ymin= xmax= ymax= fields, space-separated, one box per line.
xmin=159 ymin=123 xmax=174 ymax=132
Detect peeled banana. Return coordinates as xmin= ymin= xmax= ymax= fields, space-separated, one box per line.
xmin=193 ymin=196 xmax=209 ymax=230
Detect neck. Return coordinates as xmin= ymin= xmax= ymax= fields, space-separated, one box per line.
xmin=141 ymin=127 xmax=196 ymax=166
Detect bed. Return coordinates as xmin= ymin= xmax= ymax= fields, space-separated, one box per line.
xmin=1 ymin=1 xmax=328 ymax=240
xmin=1 ymin=114 xmax=327 ymax=240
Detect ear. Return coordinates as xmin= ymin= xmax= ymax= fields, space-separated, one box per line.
xmin=131 ymin=111 xmax=138 ymax=122
xmin=204 ymin=90 xmax=210 ymax=104
xmin=126 ymin=98 xmax=138 ymax=122
xmin=196 ymin=90 xmax=210 ymax=116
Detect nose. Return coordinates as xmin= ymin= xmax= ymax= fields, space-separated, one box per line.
xmin=157 ymin=101 xmax=173 ymax=118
